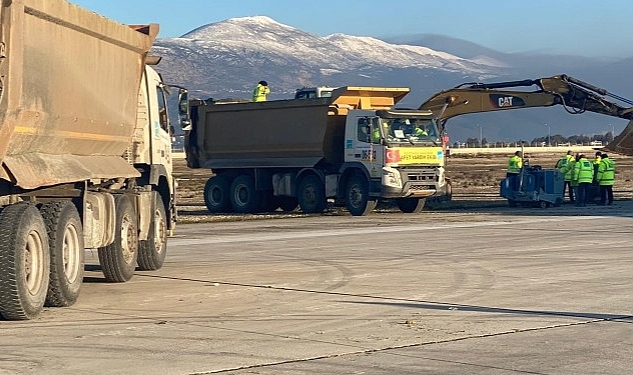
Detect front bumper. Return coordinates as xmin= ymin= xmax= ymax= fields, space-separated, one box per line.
xmin=381 ymin=166 xmax=445 ymax=198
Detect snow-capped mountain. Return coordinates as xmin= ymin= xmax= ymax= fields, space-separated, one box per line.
xmin=153 ymin=16 xmax=503 ymax=104
xmin=153 ymin=16 xmax=633 ymax=141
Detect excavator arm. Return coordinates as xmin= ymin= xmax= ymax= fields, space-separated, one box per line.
xmin=418 ymin=75 xmax=633 ymax=155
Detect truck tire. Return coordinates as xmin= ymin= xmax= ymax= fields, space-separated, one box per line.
xmin=0 ymin=203 xmax=50 ymax=320
xmin=40 ymin=201 xmax=84 ymax=307
xmin=138 ymin=191 xmax=167 ymax=271
xmin=98 ymin=195 xmax=138 ymax=282
xmin=277 ymin=196 xmax=298 ymax=212
xmin=396 ymin=198 xmax=426 ymax=213
xmin=204 ymin=175 xmax=231 ymax=213
xmin=345 ymin=174 xmax=376 ymax=216
xmin=298 ymin=174 xmax=326 ymax=214
xmin=230 ymin=175 xmax=259 ymax=213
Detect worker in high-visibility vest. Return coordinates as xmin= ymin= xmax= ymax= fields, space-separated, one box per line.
xmin=252 ymin=80 xmax=270 ymax=102
xmin=555 ymin=150 xmax=575 ymax=202
xmin=506 ymin=151 xmax=523 ymax=190
xmin=573 ymin=154 xmax=594 ymax=207
xmin=597 ymin=153 xmax=616 ymax=205
xmin=592 ymin=151 xmax=602 ymax=183
xmin=507 ymin=151 xmax=522 ymax=177
xmin=569 ymin=155 xmax=579 ymax=204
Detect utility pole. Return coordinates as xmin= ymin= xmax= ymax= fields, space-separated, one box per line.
xmin=478 ymin=124 xmax=483 ymax=146
xmin=544 ymin=123 xmax=550 ymax=147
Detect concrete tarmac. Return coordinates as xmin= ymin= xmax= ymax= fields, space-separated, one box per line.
xmin=1 ymin=203 xmax=631 ymax=374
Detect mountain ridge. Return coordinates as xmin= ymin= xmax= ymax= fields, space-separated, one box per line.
xmin=154 ymin=17 xmax=633 ymax=141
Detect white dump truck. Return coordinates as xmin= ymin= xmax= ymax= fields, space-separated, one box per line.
xmin=181 ymin=87 xmax=450 ymax=216
xmin=0 ymin=0 xmax=176 ymax=320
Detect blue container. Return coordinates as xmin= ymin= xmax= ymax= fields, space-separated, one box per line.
xmin=500 ymin=167 xmax=564 ymax=207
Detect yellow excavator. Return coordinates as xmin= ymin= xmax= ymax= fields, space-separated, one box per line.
xmin=418 ymin=74 xmax=633 ymax=156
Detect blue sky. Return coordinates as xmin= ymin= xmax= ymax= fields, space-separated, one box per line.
xmin=72 ymin=0 xmax=632 ymax=58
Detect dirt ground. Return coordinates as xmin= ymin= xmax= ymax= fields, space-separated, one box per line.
xmin=173 ymin=150 xmax=633 ymax=223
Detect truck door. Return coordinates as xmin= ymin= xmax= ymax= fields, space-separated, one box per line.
xmin=347 ymin=117 xmax=384 ymax=178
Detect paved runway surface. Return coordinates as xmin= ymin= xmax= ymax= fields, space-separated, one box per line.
xmin=1 ymin=203 xmax=631 ymax=374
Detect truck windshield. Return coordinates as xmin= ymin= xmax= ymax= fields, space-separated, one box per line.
xmin=379 ymin=118 xmax=440 ymax=144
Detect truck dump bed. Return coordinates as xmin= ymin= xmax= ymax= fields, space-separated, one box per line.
xmin=188 ymin=87 xmax=409 ymax=169
xmin=0 ymin=0 xmax=157 ymax=189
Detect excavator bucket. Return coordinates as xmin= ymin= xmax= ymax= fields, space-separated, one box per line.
xmin=604 ymin=119 xmax=633 ymax=156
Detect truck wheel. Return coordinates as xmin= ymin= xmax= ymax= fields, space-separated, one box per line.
xmin=278 ymin=197 xmax=298 ymax=212
xmin=138 ymin=192 xmax=167 ymax=271
xmin=0 ymin=203 xmax=50 ymax=320
xmin=204 ymin=175 xmax=231 ymax=213
xmin=230 ymin=175 xmax=258 ymax=213
xmin=40 ymin=201 xmax=84 ymax=307
xmin=345 ymin=174 xmax=376 ymax=216
xmin=396 ymin=198 xmax=426 ymax=213
xmin=98 ymin=195 xmax=138 ymax=282
xmin=298 ymin=174 xmax=326 ymax=214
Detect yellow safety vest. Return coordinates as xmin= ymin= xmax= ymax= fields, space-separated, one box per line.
xmin=508 ymin=155 xmax=522 ymax=173
xmin=252 ymin=84 xmax=270 ymax=102
xmin=597 ymin=158 xmax=615 ymax=186
xmin=574 ymin=158 xmax=594 ymax=183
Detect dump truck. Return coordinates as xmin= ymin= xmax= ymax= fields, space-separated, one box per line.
xmin=180 ymin=87 xmax=449 ymax=216
xmin=0 ymin=0 xmax=176 ymax=320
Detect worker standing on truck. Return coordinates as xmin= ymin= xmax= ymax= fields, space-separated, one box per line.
xmin=252 ymin=81 xmax=270 ymax=102
xmin=597 ymin=153 xmax=615 ymax=205
xmin=555 ymin=150 xmax=575 ymax=203
xmin=573 ymin=154 xmax=593 ymax=207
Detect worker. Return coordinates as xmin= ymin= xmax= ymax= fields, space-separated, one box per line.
xmin=252 ymin=80 xmax=270 ymax=102
xmin=507 ymin=151 xmax=522 ymax=178
xmin=372 ymin=124 xmax=381 ymax=144
xmin=414 ymin=124 xmax=429 ymax=137
xmin=569 ymin=154 xmax=580 ymax=205
xmin=555 ymin=151 xmax=574 ymax=203
xmin=592 ymin=151 xmax=602 ymax=183
xmin=566 ymin=150 xmax=575 ymax=163
xmin=573 ymin=154 xmax=593 ymax=207
xmin=506 ymin=151 xmax=522 ymax=190
xmin=596 ymin=153 xmax=616 ymax=205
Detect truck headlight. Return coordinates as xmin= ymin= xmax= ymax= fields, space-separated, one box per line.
xmin=382 ymin=166 xmax=402 ymax=189
xmin=437 ymin=166 xmax=445 ymax=186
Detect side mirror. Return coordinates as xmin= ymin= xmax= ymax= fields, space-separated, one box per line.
xmin=177 ymin=88 xmax=191 ymax=130
xmin=178 ymin=88 xmax=189 ymax=116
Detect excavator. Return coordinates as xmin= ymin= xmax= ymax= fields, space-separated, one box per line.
xmin=417 ymin=74 xmax=633 ymax=206
xmin=418 ymin=74 xmax=633 ymax=156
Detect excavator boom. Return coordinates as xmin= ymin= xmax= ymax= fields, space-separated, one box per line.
xmin=419 ymin=75 xmax=633 ymax=155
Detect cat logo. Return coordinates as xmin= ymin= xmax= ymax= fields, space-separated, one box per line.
xmin=489 ymin=94 xmax=525 ymax=108
xmin=498 ymin=96 xmax=513 ymax=107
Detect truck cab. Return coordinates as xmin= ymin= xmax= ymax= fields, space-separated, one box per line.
xmin=340 ymin=107 xmax=446 ymax=214
xmin=295 ymin=86 xmax=336 ymax=99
